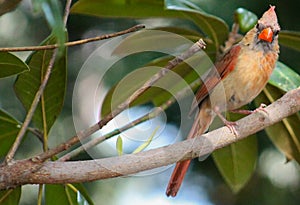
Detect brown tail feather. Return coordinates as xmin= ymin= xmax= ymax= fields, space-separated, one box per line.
xmin=166 ymin=99 xmax=213 ymax=197
xmin=166 ymin=159 xmax=191 ymax=197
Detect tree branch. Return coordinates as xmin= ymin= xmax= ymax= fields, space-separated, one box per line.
xmin=1 ymin=87 xmax=299 ymax=189
xmin=0 ymin=25 xmax=146 ymax=52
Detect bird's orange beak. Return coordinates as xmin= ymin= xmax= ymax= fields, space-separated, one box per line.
xmin=258 ymin=27 xmax=273 ymax=42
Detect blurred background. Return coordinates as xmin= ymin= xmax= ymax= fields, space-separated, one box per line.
xmin=0 ymin=0 xmax=299 ymax=204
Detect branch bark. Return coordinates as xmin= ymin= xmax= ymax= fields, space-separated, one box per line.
xmin=1 ymin=87 xmax=299 ymax=190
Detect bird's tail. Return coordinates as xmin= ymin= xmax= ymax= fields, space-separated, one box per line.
xmin=166 ymin=159 xmax=192 ymax=197
xmin=166 ymin=100 xmax=213 ymax=197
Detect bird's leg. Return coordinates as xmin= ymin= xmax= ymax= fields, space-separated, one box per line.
xmin=213 ymin=106 xmax=238 ymax=136
xmin=230 ymin=103 xmax=268 ymax=115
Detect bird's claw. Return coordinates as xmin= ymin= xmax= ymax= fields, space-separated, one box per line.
xmin=253 ymin=103 xmax=268 ymax=115
xmin=222 ymin=118 xmax=239 ymax=137
xmin=213 ymin=106 xmax=239 ymax=136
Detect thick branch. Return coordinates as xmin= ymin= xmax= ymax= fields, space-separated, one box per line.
xmin=1 ymin=87 xmax=299 ymax=189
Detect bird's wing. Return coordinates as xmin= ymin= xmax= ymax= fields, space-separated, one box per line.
xmin=190 ymin=45 xmax=242 ymax=114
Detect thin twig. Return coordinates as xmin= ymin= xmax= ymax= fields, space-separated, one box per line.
xmin=33 ymin=39 xmax=207 ymax=162
xmin=5 ymin=49 xmax=59 ymax=163
xmin=0 ymin=25 xmax=146 ymax=52
xmin=58 ymin=111 xmax=158 ymax=161
xmin=63 ymin=0 xmax=72 ymax=25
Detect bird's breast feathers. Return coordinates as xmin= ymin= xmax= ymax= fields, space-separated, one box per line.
xmin=210 ymin=46 xmax=278 ymax=111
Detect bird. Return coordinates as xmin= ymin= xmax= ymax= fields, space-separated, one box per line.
xmin=166 ymin=6 xmax=280 ymax=197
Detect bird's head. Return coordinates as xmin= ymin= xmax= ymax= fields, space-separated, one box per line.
xmin=242 ymin=6 xmax=280 ymax=52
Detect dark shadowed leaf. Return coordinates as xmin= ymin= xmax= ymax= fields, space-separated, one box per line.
xmin=0 ymin=52 xmax=29 ymax=78
xmin=279 ymin=30 xmax=300 ymax=52
xmin=14 ymin=35 xmax=67 ymax=133
xmin=0 ymin=109 xmax=21 ymax=157
xmin=255 ymin=84 xmax=300 ymax=163
xmin=0 ymin=187 xmax=21 ymax=205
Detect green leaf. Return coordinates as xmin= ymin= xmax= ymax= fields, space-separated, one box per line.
xmin=71 ymin=0 xmax=183 ymax=18
xmin=0 ymin=0 xmax=22 ymax=16
xmin=213 ymin=134 xmax=257 ymax=193
xmin=234 ymin=8 xmax=258 ymax=33
xmin=0 ymin=187 xmax=21 ymax=205
xmin=255 ymin=84 xmax=300 ymax=163
xmin=0 ymin=52 xmax=29 ymax=78
xmin=132 ymin=126 xmax=158 ymax=153
xmin=279 ymin=30 xmax=300 ymax=52
xmin=269 ymin=61 xmax=300 ymax=92
xmin=45 ymin=184 xmax=91 ymax=205
xmin=0 ymin=109 xmax=21 ymax=157
xmin=116 ymin=136 xmax=123 ymax=156
xmin=14 ymin=35 xmax=67 ymax=133
xmin=45 ymin=184 xmax=75 ymax=205
xmin=165 ymin=2 xmax=229 ymax=56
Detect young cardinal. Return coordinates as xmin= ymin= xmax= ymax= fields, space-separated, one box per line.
xmin=166 ymin=6 xmax=280 ymax=197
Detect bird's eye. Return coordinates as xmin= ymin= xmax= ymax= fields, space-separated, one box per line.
xmin=256 ymin=23 xmax=265 ymax=31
